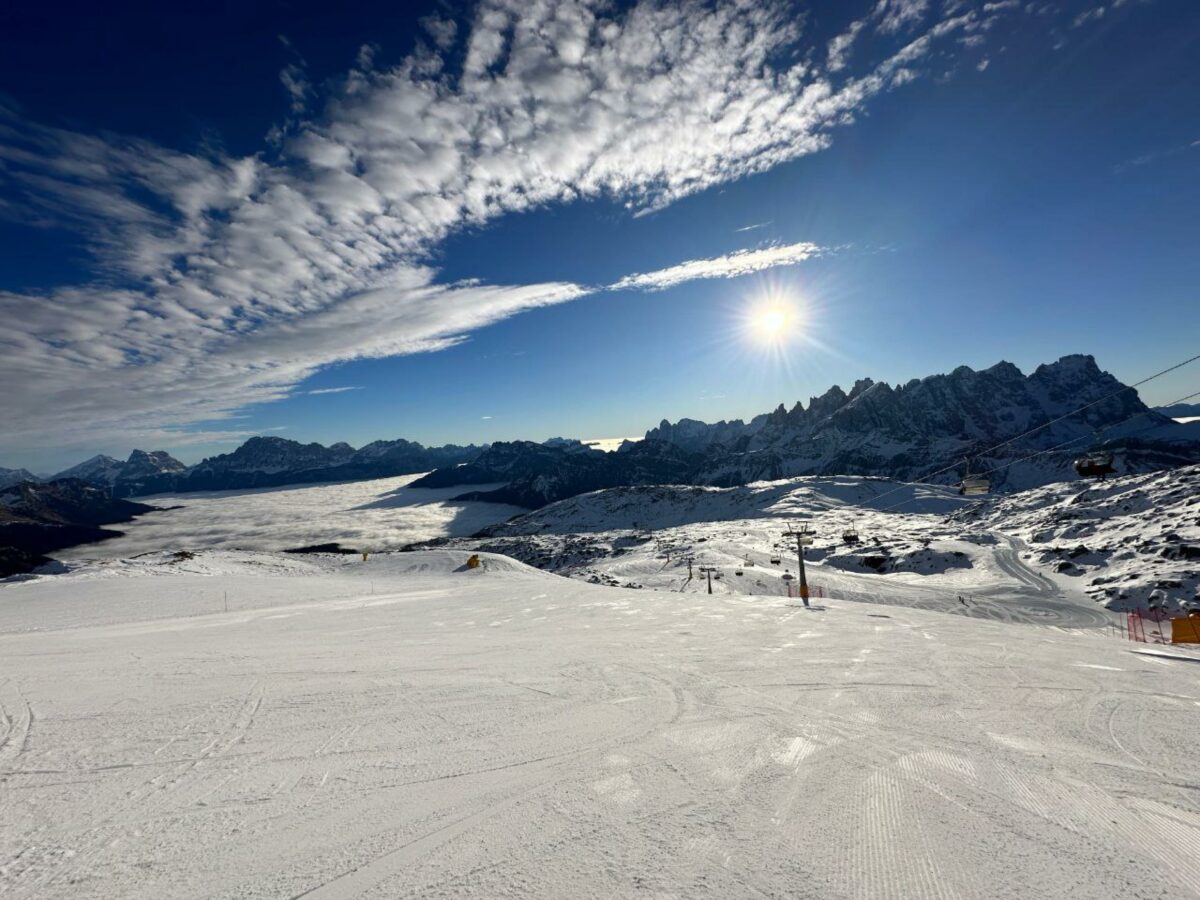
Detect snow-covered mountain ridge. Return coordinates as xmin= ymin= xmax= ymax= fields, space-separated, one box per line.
xmin=36 ymin=436 xmax=483 ymax=497
xmin=404 ymin=355 xmax=1199 ymax=510
xmin=10 ymin=354 xmax=1198 ymax=504
xmin=647 ymin=354 xmax=1197 ymax=490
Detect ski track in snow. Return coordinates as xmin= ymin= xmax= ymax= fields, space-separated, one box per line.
xmin=2 ymin=549 xmax=1200 ymax=898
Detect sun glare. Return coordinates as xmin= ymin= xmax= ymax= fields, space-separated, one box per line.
xmin=753 ymin=307 xmax=789 ymax=339
xmin=747 ymin=301 xmax=798 ymax=344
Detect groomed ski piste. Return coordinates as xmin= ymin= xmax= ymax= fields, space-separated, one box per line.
xmin=3 ymin=540 xmax=1200 ymax=898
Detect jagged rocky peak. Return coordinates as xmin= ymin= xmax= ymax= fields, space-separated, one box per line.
xmin=1035 ymin=353 xmax=1101 ymax=376
xmin=807 ymin=384 xmax=849 ymax=420
xmin=198 ymin=436 xmax=357 ymax=473
xmin=542 ymin=437 xmax=591 ymax=452
xmin=982 ymin=360 xmax=1024 ymax=380
xmin=51 ymin=454 xmax=126 ymax=484
xmin=848 ymin=377 xmax=875 ymax=400
xmin=1031 ymin=354 xmax=1148 ymax=421
xmin=640 ymin=354 xmax=1195 ymax=492
xmin=124 ymin=449 xmax=186 ymax=475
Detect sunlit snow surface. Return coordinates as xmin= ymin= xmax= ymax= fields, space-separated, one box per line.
xmin=59 ymin=473 xmax=524 ymax=560
xmin=2 ymin=549 xmax=1199 ymax=897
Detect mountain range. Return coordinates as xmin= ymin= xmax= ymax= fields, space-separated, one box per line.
xmin=4 ymin=355 xmax=1199 ymax=512
xmin=412 ymin=355 xmax=1199 ymax=507
xmin=21 ymin=437 xmax=483 ymax=498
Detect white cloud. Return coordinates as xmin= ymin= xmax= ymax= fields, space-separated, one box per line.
xmin=827 ymin=19 xmax=866 ymax=71
xmin=0 ymin=0 xmax=1019 ymax=460
xmin=307 ymin=386 xmax=364 ymax=395
xmin=1072 ymin=6 xmax=1106 ymax=27
xmin=1113 ymin=138 xmax=1200 ymax=174
xmin=419 ymin=14 xmax=459 ymax=50
xmin=279 ymin=63 xmax=311 ymax=114
xmin=610 ymin=242 xmax=826 ymax=292
xmin=874 ymin=0 xmax=930 ymax=33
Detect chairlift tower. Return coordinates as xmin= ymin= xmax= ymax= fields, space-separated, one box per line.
xmin=699 ymin=565 xmax=717 ymax=595
xmin=782 ymin=524 xmax=813 ymax=607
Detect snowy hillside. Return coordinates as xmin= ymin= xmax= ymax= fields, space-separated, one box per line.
xmin=955 ymin=463 xmax=1200 ymax=613
xmin=3 ymin=549 xmax=1199 ymax=898
xmin=431 ymin=468 xmax=1199 ymax=617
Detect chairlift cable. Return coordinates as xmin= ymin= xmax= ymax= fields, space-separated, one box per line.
xmin=969 ymin=387 xmax=1200 ymax=482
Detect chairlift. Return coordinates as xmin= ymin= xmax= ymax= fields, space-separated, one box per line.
xmin=735 ymin=569 xmax=744 ymax=576
xmin=770 ymin=556 xmax=782 ymax=565
xmin=842 ymin=526 xmax=860 ymax=545
xmin=957 ymin=458 xmax=990 ymax=496
xmin=1073 ymin=451 xmax=1115 ymax=480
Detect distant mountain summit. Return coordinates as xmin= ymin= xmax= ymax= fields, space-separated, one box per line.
xmin=0 ymin=467 xmax=39 ymax=490
xmin=51 ymin=450 xmax=187 ymax=496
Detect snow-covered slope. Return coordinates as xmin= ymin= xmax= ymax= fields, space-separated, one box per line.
xmin=954 ymin=463 xmax=1200 ymax=612
xmin=479 ymin=476 xmax=968 ymax=536
xmin=2 ymin=549 xmax=1198 ymax=898
xmin=437 ymin=467 xmax=1199 ymax=617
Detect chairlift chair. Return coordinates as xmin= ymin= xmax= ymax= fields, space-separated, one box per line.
xmin=842 ymin=527 xmax=860 ymax=545
xmin=959 ymin=476 xmax=989 ymax=496
xmin=1073 ymin=451 xmax=1115 ymax=480
xmin=957 ymin=459 xmax=990 ymax=496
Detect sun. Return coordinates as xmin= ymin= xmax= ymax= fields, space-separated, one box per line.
xmin=749 ymin=303 xmax=794 ymax=343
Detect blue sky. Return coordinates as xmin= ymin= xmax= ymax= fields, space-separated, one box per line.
xmin=1 ymin=0 xmax=1197 ymax=470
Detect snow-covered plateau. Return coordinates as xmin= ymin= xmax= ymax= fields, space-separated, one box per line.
xmin=2 ymin=548 xmax=1200 ymax=898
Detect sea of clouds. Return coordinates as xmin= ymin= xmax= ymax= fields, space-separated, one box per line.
xmin=61 ymin=474 xmax=524 ymax=560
